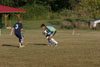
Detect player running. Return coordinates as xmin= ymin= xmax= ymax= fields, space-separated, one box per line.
xmin=10 ymin=19 xmax=24 ymax=48
xmin=41 ymin=24 xmax=58 ymax=46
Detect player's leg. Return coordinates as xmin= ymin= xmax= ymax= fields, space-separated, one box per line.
xmin=46 ymin=35 xmax=52 ymax=46
xmin=19 ymin=33 xmax=24 ymax=47
xmin=15 ymin=33 xmax=22 ymax=48
xmin=50 ymin=31 xmax=58 ymax=46
xmin=51 ymin=38 xmax=58 ymax=46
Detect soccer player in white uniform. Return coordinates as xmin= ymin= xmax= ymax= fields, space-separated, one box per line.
xmin=41 ymin=24 xmax=58 ymax=46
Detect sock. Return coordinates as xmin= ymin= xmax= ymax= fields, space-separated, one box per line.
xmin=20 ymin=39 xmax=23 ymax=46
xmin=47 ymin=37 xmax=52 ymax=45
xmin=51 ymin=38 xmax=58 ymax=44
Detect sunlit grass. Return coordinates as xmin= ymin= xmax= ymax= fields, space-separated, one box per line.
xmin=0 ymin=30 xmax=100 ymax=67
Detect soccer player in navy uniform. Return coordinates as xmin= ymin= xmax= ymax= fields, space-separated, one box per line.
xmin=41 ymin=24 xmax=58 ymax=46
xmin=10 ymin=19 xmax=24 ymax=48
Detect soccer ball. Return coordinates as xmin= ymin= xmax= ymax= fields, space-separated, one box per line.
xmin=42 ymin=30 xmax=47 ymax=35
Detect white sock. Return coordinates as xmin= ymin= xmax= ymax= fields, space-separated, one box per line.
xmin=21 ymin=39 xmax=23 ymax=45
xmin=51 ymin=38 xmax=58 ymax=44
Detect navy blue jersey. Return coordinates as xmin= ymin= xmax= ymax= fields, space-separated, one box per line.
xmin=14 ymin=22 xmax=23 ymax=34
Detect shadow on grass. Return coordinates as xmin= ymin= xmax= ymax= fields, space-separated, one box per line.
xmin=33 ymin=43 xmax=47 ymax=46
xmin=2 ymin=44 xmax=18 ymax=47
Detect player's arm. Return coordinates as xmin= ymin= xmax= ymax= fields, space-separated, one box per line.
xmin=21 ymin=28 xmax=24 ymax=31
xmin=10 ymin=27 xmax=14 ymax=36
xmin=21 ymin=24 xmax=25 ymax=31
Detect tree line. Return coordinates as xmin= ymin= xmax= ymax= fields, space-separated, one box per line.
xmin=0 ymin=0 xmax=80 ymax=11
xmin=0 ymin=0 xmax=100 ymax=19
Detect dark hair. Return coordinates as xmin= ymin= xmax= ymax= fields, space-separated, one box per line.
xmin=41 ymin=24 xmax=45 ymax=27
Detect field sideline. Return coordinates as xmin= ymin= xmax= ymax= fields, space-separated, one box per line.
xmin=0 ymin=30 xmax=100 ymax=67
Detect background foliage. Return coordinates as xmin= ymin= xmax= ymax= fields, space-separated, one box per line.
xmin=0 ymin=0 xmax=100 ymax=29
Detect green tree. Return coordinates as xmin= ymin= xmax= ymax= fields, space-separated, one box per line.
xmin=80 ymin=0 xmax=100 ymax=19
xmin=0 ymin=0 xmax=14 ymax=6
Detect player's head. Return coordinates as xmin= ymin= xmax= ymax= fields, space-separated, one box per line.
xmin=18 ymin=19 xmax=22 ymax=23
xmin=41 ymin=24 xmax=46 ymax=29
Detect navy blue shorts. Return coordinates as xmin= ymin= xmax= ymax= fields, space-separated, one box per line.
xmin=15 ymin=33 xmax=23 ymax=39
xmin=46 ymin=31 xmax=56 ymax=37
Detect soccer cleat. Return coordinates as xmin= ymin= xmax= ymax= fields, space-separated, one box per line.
xmin=48 ymin=45 xmax=53 ymax=47
xmin=18 ymin=43 xmax=24 ymax=48
xmin=55 ymin=43 xmax=59 ymax=46
xmin=21 ymin=45 xmax=24 ymax=47
xmin=18 ymin=43 xmax=22 ymax=48
xmin=47 ymin=43 xmax=52 ymax=47
xmin=19 ymin=46 xmax=24 ymax=48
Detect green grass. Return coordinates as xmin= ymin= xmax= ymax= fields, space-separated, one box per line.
xmin=8 ymin=19 xmax=62 ymax=29
xmin=0 ymin=30 xmax=100 ymax=67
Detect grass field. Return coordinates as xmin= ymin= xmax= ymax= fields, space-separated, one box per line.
xmin=0 ymin=30 xmax=100 ymax=67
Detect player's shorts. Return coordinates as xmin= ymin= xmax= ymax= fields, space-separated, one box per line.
xmin=46 ymin=31 xmax=56 ymax=37
xmin=15 ymin=33 xmax=24 ymax=39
